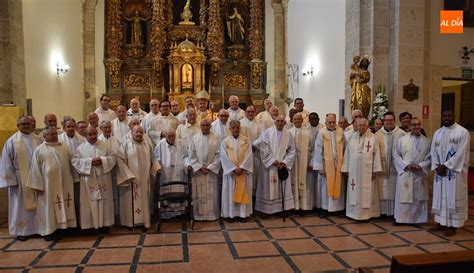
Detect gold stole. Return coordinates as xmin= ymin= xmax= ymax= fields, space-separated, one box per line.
xmin=375 ymin=131 xmax=387 ymax=173
xmin=322 ymin=128 xmax=344 ymax=198
xmin=225 ymin=136 xmax=250 ymax=205
xmin=13 ymin=132 xmax=37 ymax=210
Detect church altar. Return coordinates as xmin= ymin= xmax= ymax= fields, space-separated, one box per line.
xmin=104 ymin=0 xmax=268 ymax=113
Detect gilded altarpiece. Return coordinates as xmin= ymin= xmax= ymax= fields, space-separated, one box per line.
xmin=104 ymin=0 xmax=267 ymax=112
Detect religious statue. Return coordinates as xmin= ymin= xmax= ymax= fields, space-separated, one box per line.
xmin=226 ymin=7 xmax=245 ymax=44
xmin=350 ymin=55 xmax=372 ymax=118
xmin=125 ymin=11 xmax=148 ymax=44
xmin=179 ymin=0 xmax=195 ymax=25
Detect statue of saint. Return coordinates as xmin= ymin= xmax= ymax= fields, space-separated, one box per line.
xmin=226 ymin=7 xmax=245 ymax=44
xmin=125 ymin=11 xmax=148 ymax=44
xmin=350 ymin=55 xmax=372 ymax=118
xmin=179 ymin=0 xmax=195 ymax=25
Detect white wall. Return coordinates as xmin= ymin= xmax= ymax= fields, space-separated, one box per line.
xmin=265 ymin=0 xmax=275 ymax=101
xmin=287 ymin=0 xmax=345 ymax=116
xmin=23 ymin=0 xmax=83 ymax=123
xmin=430 ymin=0 xmax=474 ymax=68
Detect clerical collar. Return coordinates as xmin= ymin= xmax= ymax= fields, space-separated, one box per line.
xmin=384 ymin=126 xmax=393 ymax=132
xmin=327 ymin=128 xmax=335 ymax=131
xmin=45 ymin=141 xmax=61 ymax=146
xmin=166 ymin=141 xmax=174 ymax=146
xmin=233 ymin=135 xmax=239 ymax=139
xmin=444 ymin=123 xmax=455 ymax=129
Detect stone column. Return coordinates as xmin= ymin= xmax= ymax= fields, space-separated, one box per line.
xmin=83 ymin=0 xmax=97 ymax=118
xmin=388 ymin=0 xmax=425 ymax=119
xmin=0 ymin=0 xmax=27 ymax=108
xmin=345 ymin=0 xmax=390 ymax=119
xmin=271 ymin=0 xmax=288 ymax=113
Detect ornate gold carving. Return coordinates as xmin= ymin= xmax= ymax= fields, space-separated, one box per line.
xmin=106 ymin=0 xmax=123 ymax=59
xmin=250 ymin=61 xmax=264 ymax=90
xmin=210 ymin=61 xmax=220 ymax=87
xmin=125 ymin=73 xmax=150 ymax=88
xmin=150 ymin=0 xmax=166 ymax=59
xmin=224 ymin=74 xmax=248 ymax=88
xmin=249 ymin=0 xmax=264 ymax=61
xmin=106 ymin=61 xmax=122 ymax=88
xmin=179 ymin=0 xmax=195 ymax=25
xmin=228 ymin=45 xmax=245 ymax=61
xmin=207 ymin=0 xmax=224 ymax=59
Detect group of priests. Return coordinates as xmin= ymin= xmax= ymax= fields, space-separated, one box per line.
xmin=0 ymin=92 xmax=470 ymax=242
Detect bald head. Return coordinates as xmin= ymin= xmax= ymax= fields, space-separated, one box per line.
xmin=17 ymin=116 xmax=32 ymax=134
xmin=87 ymin=112 xmax=99 ymax=127
xmin=218 ymin=109 xmax=229 ymax=124
xmin=85 ymin=126 xmax=98 ymax=144
xmin=200 ymin=119 xmax=211 ymax=135
xmin=351 ymin=110 xmax=362 ymax=122
xmin=293 ymin=113 xmax=303 ymax=128
xmin=44 ymin=113 xmax=57 ymax=128
xmin=275 ymin=115 xmax=286 ymax=130
xmin=128 ymin=118 xmax=140 ymax=130
xmin=132 ymin=125 xmax=144 ymax=142
xmin=229 ymin=95 xmax=239 ymax=110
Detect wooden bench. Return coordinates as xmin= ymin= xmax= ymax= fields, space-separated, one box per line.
xmin=390 ymin=250 xmax=474 ymax=273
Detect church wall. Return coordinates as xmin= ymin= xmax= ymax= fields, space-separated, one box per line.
xmin=288 ymin=0 xmax=345 ymax=117
xmin=429 ymin=0 xmax=474 ymax=67
xmin=22 ymin=0 xmax=84 ymax=122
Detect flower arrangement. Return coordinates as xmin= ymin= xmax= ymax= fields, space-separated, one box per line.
xmin=371 ymin=84 xmax=389 ymax=122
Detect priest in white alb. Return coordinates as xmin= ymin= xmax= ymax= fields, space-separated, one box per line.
xmin=112 ymin=105 xmax=131 ymax=143
xmin=342 ymin=118 xmax=382 ymax=221
xmin=375 ymin=112 xmax=406 ymax=216
xmin=289 ymin=113 xmax=314 ymax=211
xmin=176 ymin=108 xmax=200 ymax=146
xmin=141 ymin=99 xmax=160 ymax=132
xmin=154 ymin=129 xmax=189 ymax=218
xmin=188 ymin=119 xmax=221 ymax=221
xmin=227 ymin=95 xmax=245 ymax=121
xmin=393 ymin=118 xmax=431 ymax=225
xmin=254 ymin=115 xmax=296 ymax=214
xmin=0 ymin=117 xmax=42 ymax=241
xmin=72 ymin=127 xmax=117 ymax=231
xmin=430 ymin=110 xmax=470 ymax=236
xmin=95 ymin=94 xmax=116 ymax=124
xmin=147 ymin=100 xmax=180 ymax=146
xmin=313 ymin=114 xmax=345 ymax=217
xmin=121 ymin=125 xmax=159 ymax=228
xmin=221 ymin=120 xmax=254 ymax=222
xmin=256 ymin=99 xmax=274 ymax=129
xmin=26 ymin=127 xmax=76 ymax=240
xmin=240 ymin=105 xmax=263 ymax=194
xmin=211 ymin=109 xmax=230 ymax=142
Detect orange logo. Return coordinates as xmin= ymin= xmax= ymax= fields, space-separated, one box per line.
xmin=440 ymin=10 xmax=463 ymax=34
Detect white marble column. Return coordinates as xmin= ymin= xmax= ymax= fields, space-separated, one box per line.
xmin=271 ymin=0 xmax=289 ymax=113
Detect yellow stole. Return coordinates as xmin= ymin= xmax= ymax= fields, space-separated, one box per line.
xmin=322 ymin=128 xmax=344 ymax=198
xmin=225 ymin=135 xmax=250 ymax=205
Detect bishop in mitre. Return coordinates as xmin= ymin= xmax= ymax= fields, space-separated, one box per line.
xmin=188 ymin=119 xmax=221 ymax=221
xmin=430 ymin=110 xmax=470 ymax=236
xmin=0 ymin=117 xmax=42 ymax=241
xmin=313 ymin=114 xmax=345 ymax=217
xmin=375 ymin=112 xmax=406 ymax=217
xmin=72 ymin=127 xmax=117 ymax=230
xmin=195 ymin=90 xmax=214 ymax=121
xmin=27 ymin=127 xmax=76 ymax=240
xmin=220 ymin=120 xmax=254 ymax=222
xmin=121 ymin=125 xmax=160 ymax=228
xmin=342 ymin=118 xmax=382 ymax=221
xmin=393 ymin=118 xmax=431 ymax=225
xmin=254 ymin=115 xmax=296 ymax=214
xmin=289 ymin=113 xmax=314 ymax=211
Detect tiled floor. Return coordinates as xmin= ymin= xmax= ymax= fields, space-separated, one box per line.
xmin=0 ymin=195 xmax=473 ymax=273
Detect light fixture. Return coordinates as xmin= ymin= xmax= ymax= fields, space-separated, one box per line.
xmin=302 ymin=67 xmax=314 ymax=77
xmin=461 ymin=46 xmax=474 ymax=65
xmin=56 ymin=62 xmax=69 ymax=76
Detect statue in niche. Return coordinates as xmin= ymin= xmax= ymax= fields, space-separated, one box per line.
xmin=226 ymin=7 xmax=245 ymax=44
xmin=350 ymin=55 xmax=372 ymax=118
xmin=181 ymin=63 xmax=193 ymax=90
xmin=125 ymin=11 xmax=148 ymax=44
xmin=179 ymin=0 xmax=195 ymax=25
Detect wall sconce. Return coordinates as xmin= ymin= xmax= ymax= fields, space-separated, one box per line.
xmin=56 ymin=62 xmax=69 ymax=76
xmin=302 ymin=67 xmax=314 ymax=77
xmin=461 ymin=46 xmax=474 ymax=66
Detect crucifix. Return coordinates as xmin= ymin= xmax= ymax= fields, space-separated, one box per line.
xmin=65 ymin=192 xmax=72 ymax=208
xmin=365 ymin=140 xmax=372 ymax=152
xmin=135 ymin=208 xmax=142 ymax=215
xmin=447 ymin=170 xmax=455 ymax=181
xmin=350 ymin=179 xmax=356 ymax=191
xmin=55 ymin=195 xmax=62 ymax=209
